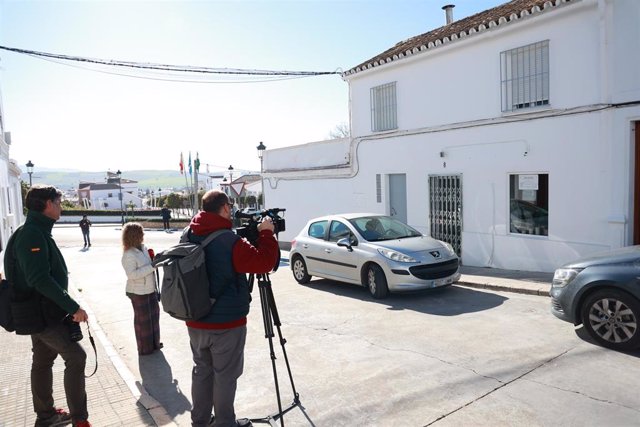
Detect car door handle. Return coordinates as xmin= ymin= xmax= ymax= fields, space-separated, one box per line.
xmin=302 ymin=244 xmax=308 ymax=249
xmin=324 ymin=249 xmax=332 ymax=253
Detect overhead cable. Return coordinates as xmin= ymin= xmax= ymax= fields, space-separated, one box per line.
xmin=0 ymin=44 xmax=342 ymax=83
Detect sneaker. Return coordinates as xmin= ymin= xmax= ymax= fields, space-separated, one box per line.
xmin=34 ymin=408 xmax=72 ymax=427
xmin=72 ymin=420 xmax=91 ymax=427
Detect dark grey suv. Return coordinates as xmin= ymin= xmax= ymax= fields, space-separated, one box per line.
xmin=550 ymin=245 xmax=640 ymax=351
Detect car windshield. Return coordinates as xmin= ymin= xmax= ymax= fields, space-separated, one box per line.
xmin=349 ymin=216 xmax=422 ymax=242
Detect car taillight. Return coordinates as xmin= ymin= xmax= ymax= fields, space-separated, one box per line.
xmin=291 ymin=239 xmax=297 ymax=249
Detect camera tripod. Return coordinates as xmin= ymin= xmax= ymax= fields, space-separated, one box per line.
xmin=248 ymin=272 xmax=301 ymax=427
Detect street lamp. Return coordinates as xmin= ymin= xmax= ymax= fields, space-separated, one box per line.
xmin=116 ymin=170 xmax=124 ymax=226
xmin=26 ymin=160 xmax=34 ymax=187
xmin=228 ymin=165 xmax=234 ymax=203
xmin=256 ymin=142 xmax=266 ymax=209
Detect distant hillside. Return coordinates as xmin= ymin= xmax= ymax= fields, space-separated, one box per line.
xmin=23 ymin=170 xmax=191 ymax=191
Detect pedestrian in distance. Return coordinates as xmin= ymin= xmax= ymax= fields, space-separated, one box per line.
xmin=121 ymin=222 xmax=162 ymax=356
xmin=161 ymin=205 xmax=171 ymax=231
xmin=186 ymin=190 xmax=279 ymax=427
xmin=79 ymin=214 xmax=92 ymax=247
xmin=3 ymin=185 xmax=91 ymax=427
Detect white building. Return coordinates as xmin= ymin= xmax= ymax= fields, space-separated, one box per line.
xmin=263 ymin=0 xmax=640 ymax=272
xmin=77 ymin=173 xmax=143 ymax=210
xmin=0 ymin=131 xmax=24 ymax=253
xmin=0 ymin=81 xmax=25 ymax=254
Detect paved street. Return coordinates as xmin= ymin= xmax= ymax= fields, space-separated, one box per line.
xmin=2 ymin=225 xmax=639 ymax=426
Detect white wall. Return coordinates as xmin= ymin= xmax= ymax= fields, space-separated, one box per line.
xmin=265 ymin=0 xmax=640 ymax=272
xmin=347 ymin=0 xmax=599 ymax=137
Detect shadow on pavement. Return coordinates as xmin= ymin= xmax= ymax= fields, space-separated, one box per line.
xmin=574 ymin=326 xmax=640 ymax=358
xmin=139 ymin=350 xmax=191 ymax=418
xmin=302 ymin=279 xmax=508 ymax=316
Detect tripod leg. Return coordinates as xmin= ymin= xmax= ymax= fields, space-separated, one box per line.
xmin=258 ymin=274 xmax=285 ymax=426
xmin=262 ymin=279 xmax=300 ymax=404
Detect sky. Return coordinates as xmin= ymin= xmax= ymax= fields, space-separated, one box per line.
xmin=0 ymin=0 xmax=505 ymax=175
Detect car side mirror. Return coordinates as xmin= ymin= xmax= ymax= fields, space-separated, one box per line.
xmin=337 ymin=237 xmax=354 ymax=252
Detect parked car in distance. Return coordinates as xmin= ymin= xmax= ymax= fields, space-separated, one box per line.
xmin=289 ymin=214 xmax=461 ymax=299
xmin=550 ymin=245 xmax=640 ymax=351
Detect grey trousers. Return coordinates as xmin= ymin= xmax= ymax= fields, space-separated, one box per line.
xmin=188 ymin=325 xmax=247 ymax=427
xmin=31 ymin=322 xmax=88 ymax=421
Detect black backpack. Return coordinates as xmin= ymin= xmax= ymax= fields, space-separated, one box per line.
xmin=1 ymin=227 xmax=47 ymax=335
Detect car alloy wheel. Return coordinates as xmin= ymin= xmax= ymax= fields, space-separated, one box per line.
xmin=581 ymin=289 xmax=640 ymax=351
xmin=366 ymin=264 xmax=389 ymax=299
xmin=292 ymin=256 xmax=311 ymax=284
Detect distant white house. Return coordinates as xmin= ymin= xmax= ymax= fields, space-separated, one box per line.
xmin=263 ymin=0 xmax=640 ymax=273
xmin=77 ymin=172 xmax=143 ymax=210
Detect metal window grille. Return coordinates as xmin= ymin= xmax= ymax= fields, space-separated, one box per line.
xmin=500 ymin=40 xmax=549 ymax=112
xmin=370 ymin=82 xmax=397 ymax=131
xmin=429 ymin=175 xmax=462 ymax=256
xmin=376 ymin=174 xmax=382 ymax=203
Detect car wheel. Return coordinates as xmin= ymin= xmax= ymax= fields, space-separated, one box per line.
xmin=581 ymin=289 xmax=640 ymax=351
xmin=292 ymin=256 xmax=311 ymax=284
xmin=366 ymin=264 xmax=389 ymax=299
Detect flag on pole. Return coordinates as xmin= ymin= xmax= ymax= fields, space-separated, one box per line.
xmin=188 ymin=152 xmax=193 ymax=175
xmin=179 ymin=152 xmax=184 ymax=174
xmin=195 ymin=152 xmax=201 ymax=173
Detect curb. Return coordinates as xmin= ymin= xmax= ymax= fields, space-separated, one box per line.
xmin=456 ymin=280 xmax=550 ymax=297
xmin=70 ymin=287 xmax=178 ymax=427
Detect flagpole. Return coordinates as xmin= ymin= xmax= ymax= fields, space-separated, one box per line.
xmin=183 ymin=170 xmax=191 ymax=217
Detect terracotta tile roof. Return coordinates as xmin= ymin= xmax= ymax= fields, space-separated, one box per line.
xmin=344 ymin=0 xmax=577 ymax=77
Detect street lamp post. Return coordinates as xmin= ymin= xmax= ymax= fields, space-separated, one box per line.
xmin=26 ymin=160 xmax=34 ymax=187
xmin=228 ymin=165 xmax=234 ymax=203
xmin=117 ymin=170 xmax=124 ymax=226
xmin=256 ymin=142 xmax=266 ymax=209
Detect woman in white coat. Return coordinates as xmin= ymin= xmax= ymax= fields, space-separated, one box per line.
xmin=121 ymin=222 xmax=161 ymax=356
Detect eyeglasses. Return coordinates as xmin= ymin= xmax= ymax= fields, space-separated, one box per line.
xmin=226 ymin=202 xmax=234 ymax=208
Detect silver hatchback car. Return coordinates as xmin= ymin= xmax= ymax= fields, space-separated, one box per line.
xmin=289 ymin=213 xmax=460 ymax=298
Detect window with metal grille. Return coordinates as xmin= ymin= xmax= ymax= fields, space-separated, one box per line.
xmin=376 ymin=174 xmax=382 ymax=203
xmin=500 ymin=40 xmax=549 ymax=112
xmin=370 ymin=82 xmax=397 ymax=131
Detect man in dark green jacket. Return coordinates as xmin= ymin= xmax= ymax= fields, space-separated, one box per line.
xmin=6 ymin=185 xmax=91 ymax=427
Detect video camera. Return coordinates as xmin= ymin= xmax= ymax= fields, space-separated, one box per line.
xmin=235 ymin=208 xmax=286 ymax=245
xmin=235 ymin=208 xmax=285 ymax=273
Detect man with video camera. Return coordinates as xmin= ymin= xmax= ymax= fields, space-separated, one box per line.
xmin=185 ymin=190 xmax=279 ymax=427
xmin=4 ymin=185 xmax=91 ymax=427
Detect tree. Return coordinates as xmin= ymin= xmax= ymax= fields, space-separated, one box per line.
xmin=328 ymin=122 xmax=350 ymax=139
xmin=21 ymin=181 xmax=29 ymax=214
xmin=166 ymin=192 xmax=182 ymax=209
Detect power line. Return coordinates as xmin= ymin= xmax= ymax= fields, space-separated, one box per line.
xmin=0 ymin=45 xmax=342 ymax=83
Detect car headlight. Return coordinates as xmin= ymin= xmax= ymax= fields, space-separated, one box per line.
xmin=552 ymin=268 xmax=582 ymax=288
xmin=377 ymin=248 xmax=418 ymax=263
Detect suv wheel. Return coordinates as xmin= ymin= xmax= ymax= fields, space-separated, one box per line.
xmin=292 ymin=256 xmax=311 ymax=284
xmin=581 ymin=289 xmax=640 ymax=351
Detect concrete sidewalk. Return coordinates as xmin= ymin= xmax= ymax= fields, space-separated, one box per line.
xmin=0 ymin=260 xmax=553 ymax=426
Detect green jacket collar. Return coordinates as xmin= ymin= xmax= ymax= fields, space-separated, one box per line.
xmin=25 ymin=210 xmax=56 ymax=233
